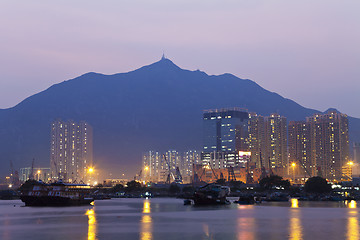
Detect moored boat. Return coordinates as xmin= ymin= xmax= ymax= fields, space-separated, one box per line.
xmin=192 ymin=183 xmax=230 ymax=205
xmin=20 ymin=181 xmax=94 ymax=207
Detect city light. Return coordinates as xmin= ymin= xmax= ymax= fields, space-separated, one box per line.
xmin=37 ymin=170 xmax=41 ymax=174
xmin=291 ymin=163 xmax=296 ymax=167
xmin=348 ymin=161 xmax=354 ymax=166
xmin=88 ymin=168 xmax=94 ymax=173
xmin=144 ymin=166 xmax=149 ymax=171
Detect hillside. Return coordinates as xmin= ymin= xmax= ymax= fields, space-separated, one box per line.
xmin=0 ymin=57 xmax=358 ymax=177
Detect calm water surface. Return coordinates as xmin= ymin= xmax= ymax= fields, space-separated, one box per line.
xmin=0 ymin=198 xmax=359 ymax=240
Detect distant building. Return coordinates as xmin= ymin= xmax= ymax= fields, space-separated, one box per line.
xmin=20 ymin=167 xmax=51 ymax=182
xmin=50 ymin=120 xmax=93 ymax=182
xmin=353 ymin=143 xmax=360 ymax=177
xmin=181 ymin=150 xmax=200 ymax=183
xmin=288 ymin=121 xmax=313 ymax=177
xmin=203 ymin=108 xmax=249 ymax=153
xmin=142 ymin=150 xmax=198 ymax=184
xmin=248 ymin=113 xmax=265 ymax=168
xmin=264 ymin=114 xmax=288 ymax=176
xmin=202 ymin=108 xmax=249 ymax=169
xmin=306 ymin=111 xmax=349 ymax=181
xmin=354 ymin=143 xmax=360 ymax=164
xmin=142 ymin=151 xmax=161 ymax=182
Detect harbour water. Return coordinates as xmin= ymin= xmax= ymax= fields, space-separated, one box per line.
xmin=0 ymin=198 xmax=359 ymax=240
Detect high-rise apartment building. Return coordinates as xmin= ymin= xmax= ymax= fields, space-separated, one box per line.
xmin=182 ymin=150 xmax=200 ymax=178
xmin=142 ymin=150 xmax=161 ymax=182
xmin=288 ymin=121 xmax=313 ymax=177
xmin=307 ymin=111 xmax=349 ymax=181
xmin=50 ymin=120 xmax=93 ymax=182
xmin=264 ymin=114 xmax=287 ymax=176
xmin=248 ymin=113 xmax=265 ymax=168
xmin=142 ymin=150 xmax=199 ymax=183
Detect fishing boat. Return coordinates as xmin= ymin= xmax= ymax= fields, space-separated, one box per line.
xmin=20 ymin=181 xmax=94 ymax=206
xmin=192 ymin=183 xmax=230 ymax=205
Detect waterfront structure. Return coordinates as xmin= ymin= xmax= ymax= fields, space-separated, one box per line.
xmin=307 ymin=111 xmax=349 ymax=181
xmin=288 ymin=121 xmax=313 ymax=178
xmin=264 ymin=114 xmax=288 ymax=176
xmin=248 ymin=113 xmax=265 ymax=168
xmin=50 ymin=120 xmax=93 ymax=183
xmin=19 ymin=167 xmax=51 ymax=182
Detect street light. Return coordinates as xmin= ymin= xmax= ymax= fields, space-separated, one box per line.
xmin=37 ymin=170 xmax=41 ymax=181
xmin=291 ymin=163 xmax=296 ymax=184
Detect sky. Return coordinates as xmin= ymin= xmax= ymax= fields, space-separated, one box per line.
xmin=0 ymin=0 xmax=359 ymax=117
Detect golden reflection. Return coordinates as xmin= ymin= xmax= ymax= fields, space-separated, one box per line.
xmin=291 ymin=198 xmax=299 ymax=208
xmin=140 ymin=199 xmax=152 ymax=240
xmin=85 ymin=209 xmax=97 ymax=240
xmin=202 ymin=223 xmax=212 ymax=239
xmin=348 ymin=200 xmax=357 ymax=209
xmin=143 ymin=199 xmax=151 ymax=213
xmin=289 ymin=209 xmax=303 ymax=240
xmin=347 ymin=210 xmax=359 ymax=240
xmin=237 ymin=217 xmax=255 ymax=240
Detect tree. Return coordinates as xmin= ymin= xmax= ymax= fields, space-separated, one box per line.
xmin=169 ymin=183 xmax=181 ymax=194
xmin=305 ymin=177 xmax=332 ymax=193
xmin=215 ymin=179 xmax=226 ymax=185
xmin=126 ymin=180 xmax=142 ymax=192
xmin=182 ymin=186 xmax=195 ymax=194
xmin=111 ymin=184 xmax=124 ymax=193
xmin=259 ymin=175 xmax=290 ymax=190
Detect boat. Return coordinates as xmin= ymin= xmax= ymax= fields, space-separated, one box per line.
xmin=192 ymin=183 xmax=230 ymax=205
xmin=234 ymin=196 xmax=256 ymax=205
xmin=263 ymin=192 xmax=289 ymax=202
xmin=20 ymin=180 xmax=94 ymax=206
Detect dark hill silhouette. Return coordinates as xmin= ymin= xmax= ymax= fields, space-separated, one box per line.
xmin=0 ymin=57 xmax=359 ymax=177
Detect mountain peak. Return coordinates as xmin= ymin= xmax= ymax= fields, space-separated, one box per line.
xmin=138 ymin=56 xmax=182 ymax=73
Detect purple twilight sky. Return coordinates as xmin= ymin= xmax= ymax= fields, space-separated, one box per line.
xmin=0 ymin=0 xmax=359 ymax=117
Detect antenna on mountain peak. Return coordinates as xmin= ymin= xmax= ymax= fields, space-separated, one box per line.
xmin=161 ymin=52 xmax=166 ymax=60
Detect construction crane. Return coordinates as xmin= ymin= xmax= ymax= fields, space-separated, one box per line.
xmin=246 ymin=159 xmax=254 ymax=184
xmin=228 ymin=166 xmax=236 ymax=182
xmin=259 ymin=152 xmax=267 ymax=180
xmin=163 ymin=154 xmax=175 ymax=184
xmin=268 ymin=157 xmax=274 ymax=176
xmin=134 ymin=170 xmax=142 ymax=181
xmin=175 ymin=167 xmax=183 ymax=184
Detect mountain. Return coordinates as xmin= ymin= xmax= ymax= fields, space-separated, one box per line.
xmin=0 ymin=57 xmax=359 ymax=178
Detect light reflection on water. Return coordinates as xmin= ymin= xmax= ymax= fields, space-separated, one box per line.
xmin=236 ymin=205 xmax=255 ymax=240
xmin=2 ymin=199 xmax=360 ymax=239
xmin=289 ymin=209 xmax=303 ymax=240
xmin=347 ymin=203 xmax=359 ymax=240
xmin=291 ymin=198 xmax=299 ymax=208
xmin=85 ymin=208 xmax=97 ymax=240
xmin=140 ymin=198 xmax=152 ymax=240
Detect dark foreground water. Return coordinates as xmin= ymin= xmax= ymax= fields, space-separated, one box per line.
xmin=0 ymin=198 xmax=359 ymax=240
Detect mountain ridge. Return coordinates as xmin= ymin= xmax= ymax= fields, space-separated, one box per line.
xmin=0 ymin=57 xmax=358 ymax=177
